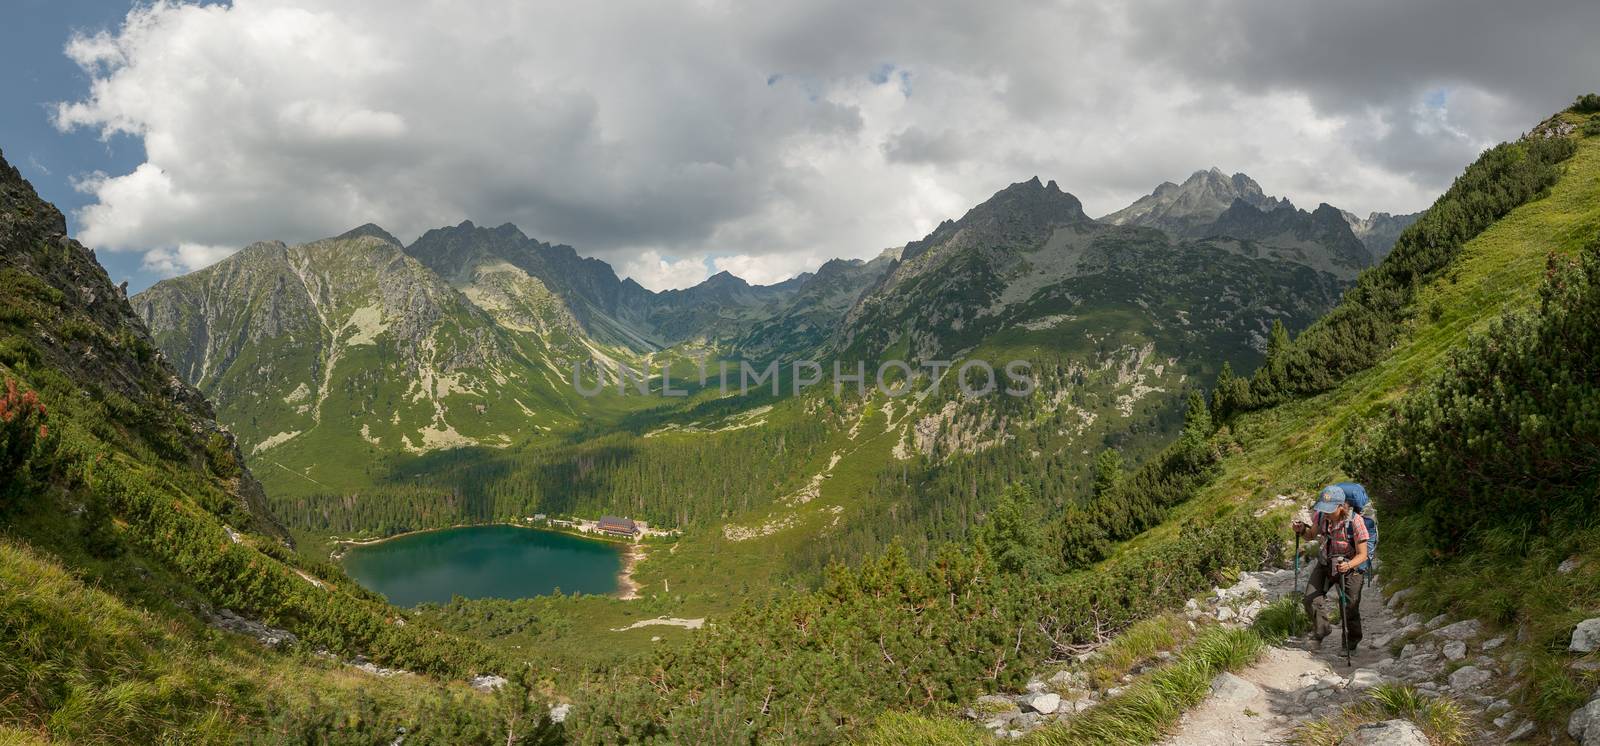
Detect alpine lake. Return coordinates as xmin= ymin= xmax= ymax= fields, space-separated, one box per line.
xmin=339 ymin=524 xmax=624 ymax=607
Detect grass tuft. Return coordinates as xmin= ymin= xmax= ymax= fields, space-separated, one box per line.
xmin=857 ymin=711 xmax=992 ymax=746
xmin=1294 ymin=683 xmax=1469 ymax=746
xmin=1250 ymin=596 xmax=1310 ymax=644
xmin=1027 ymin=627 xmax=1265 ymax=745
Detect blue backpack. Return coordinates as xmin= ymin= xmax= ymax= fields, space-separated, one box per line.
xmin=1335 ymin=482 xmax=1377 ymax=573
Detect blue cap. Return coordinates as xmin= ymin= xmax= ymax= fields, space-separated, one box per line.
xmin=1314 ymin=485 xmax=1346 ymax=513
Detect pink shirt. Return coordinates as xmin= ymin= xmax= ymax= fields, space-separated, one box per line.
xmin=1319 ymin=511 xmax=1369 ymax=560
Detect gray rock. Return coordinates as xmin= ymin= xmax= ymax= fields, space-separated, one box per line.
xmin=1507 ymin=720 xmax=1537 ymax=741
xmin=1430 ymin=619 xmax=1482 ymax=641
xmin=1425 ymin=614 xmax=1450 ymax=629
xmin=1483 ymin=636 xmax=1507 ymax=652
xmin=1573 ymin=696 xmax=1600 ymax=743
xmin=1216 ymin=606 xmax=1236 ymax=622
xmin=210 ymin=608 xmax=298 ymax=648
xmin=1386 ymin=588 xmax=1415 ymax=609
xmin=1346 ymin=668 xmax=1386 ymax=691
xmin=469 ymin=674 xmax=508 ymax=692
xmin=1375 ymin=623 xmax=1421 ymax=649
xmin=1448 ymin=665 xmax=1492 ymax=691
xmin=549 ymin=703 xmax=571 ymax=724
xmin=1014 ymin=712 xmax=1041 ymax=729
xmin=1210 ymin=672 xmax=1260 ymax=702
xmin=1494 ymin=713 xmax=1518 ymax=729
xmin=1024 ymin=692 xmax=1061 ymax=715
xmin=1399 ymin=613 xmax=1424 ymax=627
xmin=1442 ymin=641 xmax=1467 ymax=661
xmin=1025 ymin=677 xmax=1048 ymax=694
xmin=1488 ymin=698 xmax=1512 ymax=714
xmin=1560 ymin=556 xmax=1583 ymax=574
xmin=1571 ymin=618 xmax=1600 ymax=653
xmin=1339 ymin=718 xmax=1428 ymax=746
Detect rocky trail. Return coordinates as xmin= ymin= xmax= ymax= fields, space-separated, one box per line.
xmin=965 ymin=562 xmax=1552 ymax=743
xmin=1162 ymin=567 xmax=1402 ymax=745
xmin=1165 ymin=565 xmax=1536 ymax=745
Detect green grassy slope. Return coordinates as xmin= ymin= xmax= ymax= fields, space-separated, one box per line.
xmin=0 ymin=149 xmax=558 ymax=741
xmin=1134 ymin=109 xmax=1600 ymax=546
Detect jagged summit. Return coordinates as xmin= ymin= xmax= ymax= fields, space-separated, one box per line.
xmin=1340 ymin=209 xmax=1423 ymax=260
xmin=901 ymin=176 xmax=1090 ymax=263
xmin=1101 ymin=168 xmax=1288 ymax=236
xmin=332 ymin=222 xmax=402 ymax=246
xmin=1199 ymin=198 xmax=1373 ymax=277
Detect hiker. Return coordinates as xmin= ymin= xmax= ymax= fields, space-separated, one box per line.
xmin=1293 ymin=485 xmax=1369 ymax=653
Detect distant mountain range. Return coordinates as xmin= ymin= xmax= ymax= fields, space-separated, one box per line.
xmin=132 ymin=168 xmax=1407 ymax=494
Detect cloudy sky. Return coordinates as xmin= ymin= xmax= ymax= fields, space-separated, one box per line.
xmin=4 ymin=0 xmax=1596 ymax=292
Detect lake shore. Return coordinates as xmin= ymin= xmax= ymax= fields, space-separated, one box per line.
xmin=331 ymin=521 xmax=644 ymax=598
xmin=617 ymin=543 xmax=645 ymax=600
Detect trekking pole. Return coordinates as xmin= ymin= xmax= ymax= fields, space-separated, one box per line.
xmin=1336 ymin=566 xmax=1351 ymax=668
xmin=1293 ymin=535 xmax=1301 ymax=596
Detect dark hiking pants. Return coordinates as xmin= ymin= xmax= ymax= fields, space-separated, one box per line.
xmin=1302 ymin=559 xmax=1364 ymax=651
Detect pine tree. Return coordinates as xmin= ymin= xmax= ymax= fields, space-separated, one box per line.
xmin=1092 ymin=448 xmax=1124 ymax=498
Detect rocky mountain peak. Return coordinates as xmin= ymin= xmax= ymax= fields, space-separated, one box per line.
xmin=1200 ymin=198 xmax=1373 ymax=277
xmin=900 ymin=177 xmax=1089 ymax=263
xmin=1101 ymin=168 xmax=1288 ymax=236
xmin=332 ymin=223 xmax=402 ymax=246
xmin=1340 ymin=209 xmax=1423 ymax=261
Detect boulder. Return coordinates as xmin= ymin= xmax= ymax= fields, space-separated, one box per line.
xmin=1210 ymin=672 xmax=1259 ymax=702
xmin=1442 ymin=641 xmax=1467 ymax=661
xmin=1571 ymin=618 xmax=1600 ymax=654
xmin=1483 ymin=636 xmax=1506 ymax=652
xmin=549 ymin=703 xmax=571 ymax=724
xmin=1216 ymin=606 xmax=1236 ymax=622
xmin=1399 ymin=613 xmax=1423 ymax=627
xmin=1024 ymin=692 xmax=1061 ymax=715
xmin=1339 ymin=719 xmax=1428 ymax=746
xmin=1385 ymin=588 xmax=1415 ymax=609
xmin=1571 ymin=696 xmax=1600 ymax=743
xmin=1447 ymin=665 xmax=1492 ymax=691
xmin=1424 ymin=614 xmax=1450 ymax=629
xmin=1430 ymin=619 xmax=1481 ymax=641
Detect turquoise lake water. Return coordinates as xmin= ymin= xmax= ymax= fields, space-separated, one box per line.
xmin=340 ymin=524 xmax=623 ymax=607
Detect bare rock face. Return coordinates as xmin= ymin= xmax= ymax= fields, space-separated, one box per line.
xmin=1100 ymin=167 xmax=1288 ymax=236
xmin=0 ymin=147 xmax=288 ymax=544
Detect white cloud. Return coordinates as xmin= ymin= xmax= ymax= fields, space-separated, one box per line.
xmin=712 ymin=254 xmax=820 ymax=287
xmin=620 ymin=251 xmax=712 ymax=292
xmin=53 ymin=0 xmax=1583 ymax=288
xmin=141 ymin=243 xmax=236 ymax=274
